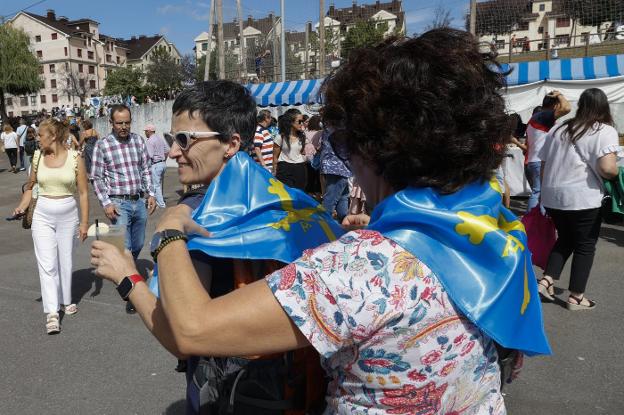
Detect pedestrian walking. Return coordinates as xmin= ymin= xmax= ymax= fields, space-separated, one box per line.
xmin=250 ymin=109 xmax=274 ymax=172
xmin=537 ymin=88 xmax=621 ymax=310
xmin=273 ymin=108 xmax=308 ymax=190
xmin=2 ymin=124 xmax=19 ymax=173
xmin=144 ymin=124 xmax=170 ymax=208
xmin=16 ymin=118 xmax=28 ymax=172
xmin=91 ymin=104 xmax=156 ymax=314
xmin=12 ymin=118 xmax=89 ymax=334
xmin=79 ymin=120 xmax=99 ymax=176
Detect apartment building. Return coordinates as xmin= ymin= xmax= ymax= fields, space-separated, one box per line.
xmin=6 ymin=9 xmax=179 ymax=116
xmin=477 ymin=0 xmax=618 ymax=52
xmin=125 ymin=35 xmax=182 ymax=71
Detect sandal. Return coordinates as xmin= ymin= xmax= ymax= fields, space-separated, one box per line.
xmin=46 ymin=313 xmax=61 ymax=335
xmin=567 ymin=294 xmax=596 ymax=311
xmin=537 ymin=278 xmax=555 ymax=301
xmin=63 ymin=304 xmax=78 ymax=315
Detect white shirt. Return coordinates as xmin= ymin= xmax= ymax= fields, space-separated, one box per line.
xmin=1 ymin=132 xmax=18 ymax=149
xmin=16 ymin=125 xmax=28 ymax=146
xmin=273 ymin=134 xmax=306 ymax=164
xmin=65 ymin=107 xmax=73 ymax=116
xmin=539 ymin=123 xmax=622 ymax=210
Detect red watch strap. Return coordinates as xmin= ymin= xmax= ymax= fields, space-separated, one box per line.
xmin=128 ymin=274 xmax=143 ymax=284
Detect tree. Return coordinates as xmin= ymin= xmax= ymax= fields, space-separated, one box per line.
xmin=341 ymin=20 xmax=389 ymax=59
xmin=0 ymin=24 xmax=43 ymax=120
xmin=145 ymin=47 xmax=183 ymax=96
xmin=60 ymin=66 xmax=97 ymax=106
xmin=310 ymin=27 xmax=340 ymax=58
xmin=180 ymin=54 xmax=197 ymax=86
xmin=104 ymin=66 xmax=145 ymax=98
xmin=196 ymin=49 xmax=238 ymax=81
xmin=426 ymin=4 xmax=454 ymax=31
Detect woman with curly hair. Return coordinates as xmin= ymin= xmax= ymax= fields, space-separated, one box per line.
xmin=91 ymin=29 xmax=550 ymax=413
xmin=272 ymin=108 xmax=307 ymax=190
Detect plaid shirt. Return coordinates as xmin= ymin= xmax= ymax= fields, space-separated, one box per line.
xmin=91 ymin=132 xmax=154 ymax=207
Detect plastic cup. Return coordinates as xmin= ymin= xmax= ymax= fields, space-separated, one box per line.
xmin=98 ymin=224 xmax=126 ymax=253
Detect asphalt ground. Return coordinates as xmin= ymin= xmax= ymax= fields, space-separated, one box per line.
xmin=0 ymin=154 xmax=623 ymax=415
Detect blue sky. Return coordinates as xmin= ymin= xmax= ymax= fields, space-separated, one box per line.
xmin=3 ymin=0 xmax=470 ymax=55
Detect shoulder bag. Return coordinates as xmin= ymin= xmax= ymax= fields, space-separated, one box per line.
xmin=22 ymin=152 xmax=42 ymax=230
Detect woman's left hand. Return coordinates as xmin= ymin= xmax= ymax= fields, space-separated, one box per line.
xmin=90 ymin=241 xmax=138 ymax=285
xmin=78 ymin=222 xmax=88 ymax=242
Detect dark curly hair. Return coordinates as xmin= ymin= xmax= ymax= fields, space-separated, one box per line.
xmin=322 ymin=28 xmax=511 ymax=193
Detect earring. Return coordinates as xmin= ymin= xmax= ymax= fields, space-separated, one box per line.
xmin=224 ymin=153 xmax=230 ymax=159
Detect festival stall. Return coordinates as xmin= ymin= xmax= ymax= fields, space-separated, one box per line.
xmin=246 ymin=54 xmax=624 ymax=196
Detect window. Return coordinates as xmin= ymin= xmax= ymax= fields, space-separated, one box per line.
xmin=8 ymin=112 xmax=14 ymax=117
xmin=51 ymin=33 xmax=57 ymax=40
xmin=538 ymin=26 xmax=544 ymax=34
xmin=88 ymin=65 xmax=95 ymax=74
xmin=556 ymin=17 xmax=570 ymax=28
xmin=89 ymin=80 xmax=96 ymax=89
xmin=52 ymin=94 xmax=58 ymax=103
xmin=79 ymin=79 xmax=85 ymax=88
xmin=88 ymin=51 xmax=94 ymax=59
xmin=39 ymin=66 xmax=44 ymax=74
xmin=21 ymin=111 xmax=29 ymax=116
xmin=40 ymin=95 xmax=47 ymax=103
xmin=35 ymin=35 xmax=41 ymax=42
xmin=30 ymin=95 xmax=36 ymax=106
xmin=496 ymin=40 xmax=506 ymax=50
xmin=77 ymin=48 xmax=82 ymax=57
xmin=36 ymin=50 xmax=42 ymax=58
xmin=65 ymin=62 xmax=69 ymax=71
xmin=106 ymin=54 xmax=112 ymax=63
xmin=518 ymin=21 xmax=529 ymax=31
xmin=51 ymin=79 xmax=57 ymax=88
xmin=555 ymin=34 xmax=570 ymax=46
xmin=49 ymin=64 xmax=55 ymax=73
xmin=6 ymin=98 xmax=12 ymax=106
xmin=202 ymin=42 xmax=208 ymax=51
xmin=20 ymin=96 xmax=28 ymax=106
xmin=116 ymin=56 xmax=120 ymax=64
xmin=78 ymin=64 xmax=84 ymax=73
xmin=539 ymin=4 xmax=545 ymax=11
xmin=64 ymin=47 xmax=68 ymax=56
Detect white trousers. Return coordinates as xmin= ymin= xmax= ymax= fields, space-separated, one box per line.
xmin=31 ymin=197 xmax=78 ymax=314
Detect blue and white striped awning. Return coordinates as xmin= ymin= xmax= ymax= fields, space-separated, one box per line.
xmin=245 ymin=78 xmax=323 ymax=106
xmin=504 ymin=54 xmax=624 ymax=86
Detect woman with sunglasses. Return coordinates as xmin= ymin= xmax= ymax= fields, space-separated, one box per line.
xmin=91 ymin=30 xmax=550 ymax=413
xmin=272 ymin=108 xmax=308 ymax=190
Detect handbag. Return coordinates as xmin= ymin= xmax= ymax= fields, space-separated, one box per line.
xmin=22 ymin=152 xmax=42 ymax=230
xmin=521 ymin=206 xmax=557 ymax=270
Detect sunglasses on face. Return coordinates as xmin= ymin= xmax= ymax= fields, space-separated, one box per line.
xmin=295 ymin=119 xmax=305 ymax=125
xmin=164 ymin=131 xmax=221 ymax=150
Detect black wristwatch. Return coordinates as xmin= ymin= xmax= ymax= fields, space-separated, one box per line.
xmin=150 ymin=229 xmax=188 ymax=263
xmin=116 ymin=274 xmax=144 ymax=301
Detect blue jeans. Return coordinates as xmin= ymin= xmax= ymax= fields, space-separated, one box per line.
xmin=150 ymin=162 xmax=167 ymax=208
xmin=526 ymin=161 xmax=541 ymax=212
xmin=322 ymin=174 xmax=350 ymax=222
xmin=110 ymin=197 xmax=148 ymax=259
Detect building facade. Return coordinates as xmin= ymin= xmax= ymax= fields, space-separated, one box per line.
xmin=477 ymin=0 xmax=619 ymax=53
xmin=6 ymin=9 xmax=180 ymax=116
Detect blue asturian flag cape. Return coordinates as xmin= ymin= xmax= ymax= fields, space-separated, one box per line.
xmin=367 ymin=178 xmax=551 ymax=356
xmin=150 ymin=151 xmax=345 ymax=295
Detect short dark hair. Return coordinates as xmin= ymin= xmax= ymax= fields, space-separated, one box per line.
xmin=307 ymin=115 xmax=322 ymax=131
xmin=109 ymin=104 xmax=131 ymax=121
xmin=322 ymin=28 xmax=511 ymax=193
xmin=257 ymin=109 xmax=271 ymax=124
xmin=82 ymin=119 xmax=93 ymax=130
xmin=172 ymin=81 xmax=257 ymax=148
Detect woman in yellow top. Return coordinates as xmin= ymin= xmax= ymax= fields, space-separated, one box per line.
xmin=13 ymin=119 xmax=89 ymax=334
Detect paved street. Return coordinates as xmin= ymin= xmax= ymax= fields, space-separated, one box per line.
xmin=0 ymin=154 xmax=623 ymax=414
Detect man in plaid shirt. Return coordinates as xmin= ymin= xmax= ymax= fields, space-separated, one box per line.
xmin=91 ymin=105 xmax=156 ymax=266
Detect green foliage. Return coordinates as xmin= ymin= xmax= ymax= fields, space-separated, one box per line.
xmin=195 ymin=50 xmax=239 ymax=81
xmin=341 ymin=20 xmax=389 ymax=58
xmin=310 ymin=27 xmax=340 ymax=57
xmin=0 ymin=24 xmax=44 ymax=119
xmin=145 ymin=47 xmax=183 ymax=96
xmin=104 ymin=66 xmax=145 ymax=98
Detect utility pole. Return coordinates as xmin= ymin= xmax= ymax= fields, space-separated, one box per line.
xmin=217 ymin=0 xmax=225 ymax=80
xmin=236 ymin=0 xmax=247 ymax=81
xmin=271 ymin=12 xmax=278 ymax=82
xmin=203 ymin=0 xmax=215 ymax=81
xmin=469 ymin=0 xmax=477 ymax=35
xmin=304 ymin=21 xmax=311 ymax=78
xmin=280 ymin=0 xmax=286 ymax=82
xmin=319 ymin=0 xmax=325 ymax=77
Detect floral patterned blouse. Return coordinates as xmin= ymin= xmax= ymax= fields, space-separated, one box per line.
xmin=266 ymin=229 xmax=505 ymax=414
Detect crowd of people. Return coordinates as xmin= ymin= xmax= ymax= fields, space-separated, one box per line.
xmin=3 ymin=27 xmax=622 ymax=414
